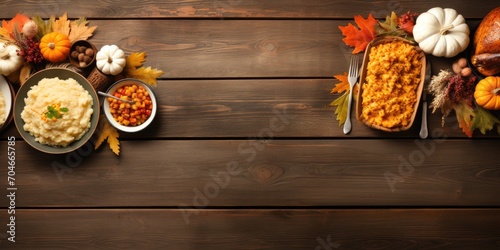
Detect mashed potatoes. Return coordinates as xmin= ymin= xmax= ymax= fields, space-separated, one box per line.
xmin=0 ymin=89 xmax=5 ymax=126
xmin=21 ymin=77 xmax=94 ymax=147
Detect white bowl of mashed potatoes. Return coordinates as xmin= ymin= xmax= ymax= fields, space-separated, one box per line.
xmin=14 ymin=68 xmax=99 ymax=154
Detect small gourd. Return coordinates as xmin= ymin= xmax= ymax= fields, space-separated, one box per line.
xmin=413 ymin=7 xmax=470 ymax=58
xmin=39 ymin=32 xmax=71 ymax=63
xmin=474 ymin=76 xmax=500 ymax=110
xmin=0 ymin=41 xmax=24 ymax=76
xmin=95 ymin=45 xmax=126 ymax=76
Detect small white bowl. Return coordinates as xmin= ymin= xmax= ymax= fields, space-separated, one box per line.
xmin=102 ymin=78 xmax=157 ymax=133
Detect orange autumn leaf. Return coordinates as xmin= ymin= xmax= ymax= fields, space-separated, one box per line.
xmin=1 ymin=13 xmax=30 ymax=34
xmin=331 ymin=72 xmax=359 ymax=99
xmin=339 ymin=14 xmax=377 ymax=54
xmin=331 ymin=72 xmax=349 ymax=93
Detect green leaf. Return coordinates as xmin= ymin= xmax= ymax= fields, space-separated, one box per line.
xmin=44 ymin=105 xmax=69 ymax=120
xmin=32 ymin=15 xmax=51 ymax=40
xmin=377 ymin=11 xmax=399 ymax=33
xmin=374 ymin=11 xmax=415 ymax=42
xmin=471 ymin=106 xmax=500 ymax=135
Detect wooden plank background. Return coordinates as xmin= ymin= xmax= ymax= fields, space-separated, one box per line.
xmin=1 ymin=0 xmax=500 ymax=249
xmin=0 ymin=139 xmax=499 ymax=207
xmin=2 ymin=209 xmax=500 ymax=249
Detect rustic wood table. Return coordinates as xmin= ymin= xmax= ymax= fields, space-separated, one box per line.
xmin=1 ymin=1 xmax=500 ymax=249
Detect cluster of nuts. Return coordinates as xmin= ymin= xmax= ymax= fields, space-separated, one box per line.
xmin=71 ymin=45 xmax=94 ymax=67
xmin=452 ymin=57 xmax=472 ymax=77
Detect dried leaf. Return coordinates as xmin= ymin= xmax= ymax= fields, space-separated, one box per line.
xmin=52 ymin=12 xmax=70 ymax=37
xmin=330 ymin=71 xmax=359 ymax=126
xmin=126 ymin=66 xmax=164 ymax=87
xmin=453 ymin=101 xmax=475 ymax=138
xmin=377 ymin=11 xmax=399 ymax=33
xmin=94 ymin=115 xmax=107 ymax=149
xmin=471 ymin=106 xmax=500 ymax=135
xmin=19 ymin=64 xmax=32 ymax=85
xmin=68 ymin=17 xmax=96 ymax=42
xmin=47 ymin=15 xmax=56 ymax=33
xmin=125 ymin=52 xmax=147 ymax=72
xmin=329 ymin=91 xmax=349 ymax=126
xmin=339 ymin=14 xmax=377 ymax=54
xmin=94 ymin=115 xmax=120 ymax=155
xmin=0 ymin=28 xmax=15 ymax=42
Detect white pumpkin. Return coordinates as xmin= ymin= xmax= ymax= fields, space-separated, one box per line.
xmin=0 ymin=42 xmax=24 ymax=76
xmin=95 ymin=45 xmax=126 ymax=75
xmin=413 ymin=7 xmax=470 ymax=58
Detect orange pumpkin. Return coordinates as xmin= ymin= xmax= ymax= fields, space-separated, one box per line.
xmin=39 ymin=32 xmax=71 ymax=63
xmin=474 ymin=76 xmax=500 ymax=110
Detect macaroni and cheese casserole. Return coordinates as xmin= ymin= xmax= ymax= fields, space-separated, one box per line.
xmin=359 ymin=39 xmax=423 ymax=129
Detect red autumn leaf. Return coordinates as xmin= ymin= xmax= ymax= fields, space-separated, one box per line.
xmin=339 ymin=14 xmax=378 ymax=54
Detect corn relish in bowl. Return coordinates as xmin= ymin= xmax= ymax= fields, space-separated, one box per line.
xmin=103 ymin=78 xmax=157 ymax=133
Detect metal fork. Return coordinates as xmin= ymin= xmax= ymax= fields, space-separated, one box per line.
xmin=343 ymin=55 xmax=360 ymax=134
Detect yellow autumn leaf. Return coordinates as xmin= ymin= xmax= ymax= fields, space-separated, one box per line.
xmin=125 ymin=52 xmax=147 ymax=72
xmin=126 ymin=66 xmax=164 ymax=87
xmin=329 ymin=91 xmax=349 ymax=126
xmin=52 ymin=12 xmax=70 ymax=36
xmin=107 ymin=130 xmax=120 ymax=155
xmin=68 ymin=17 xmax=96 ymax=42
xmin=0 ymin=27 xmax=14 ymax=42
xmin=19 ymin=64 xmax=32 ymax=85
xmin=94 ymin=115 xmax=120 ymax=155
